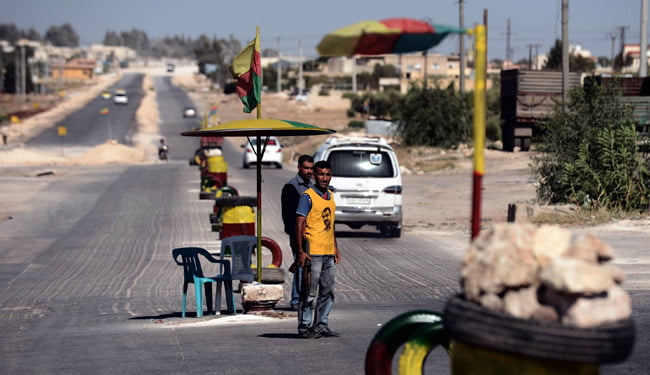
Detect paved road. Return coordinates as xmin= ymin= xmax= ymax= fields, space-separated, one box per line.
xmin=26 ymin=73 xmax=146 ymax=148
xmin=0 ymin=75 xmax=647 ymax=374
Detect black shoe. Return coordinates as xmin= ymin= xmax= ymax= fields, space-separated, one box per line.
xmin=314 ymin=327 xmax=340 ymax=338
xmin=298 ymin=328 xmax=320 ymax=339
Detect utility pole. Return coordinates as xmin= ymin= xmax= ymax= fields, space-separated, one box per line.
xmin=559 ymin=0 xmax=571 ymax=104
xmin=276 ymin=36 xmax=281 ymax=93
xmin=640 ymin=0 xmax=648 ymax=77
xmin=533 ymin=44 xmax=541 ymax=69
xmin=298 ymin=39 xmax=304 ymax=93
xmin=617 ymin=25 xmax=630 ymax=62
xmin=459 ymin=0 xmax=465 ymax=92
xmin=609 ymin=31 xmax=617 ymax=71
xmin=527 ymin=44 xmax=534 ymax=69
xmin=506 ymin=18 xmax=513 ymax=64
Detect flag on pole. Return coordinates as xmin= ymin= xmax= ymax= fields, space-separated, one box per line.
xmin=100 ymin=108 xmax=109 ymax=115
xmin=208 ymin=103 xmax=218 ymax=116
xmin=230 ymin=28 xmax=261 ymax=114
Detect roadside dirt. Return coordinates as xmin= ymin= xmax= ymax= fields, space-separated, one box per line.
xmin=2 ymin=68 xmax=648 ymax=233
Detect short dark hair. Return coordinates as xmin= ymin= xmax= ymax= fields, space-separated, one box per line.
xmin=297 ymin=154 xmax=314 ymax=165
xmin=313 ymin=160 xmax=332 ymax=171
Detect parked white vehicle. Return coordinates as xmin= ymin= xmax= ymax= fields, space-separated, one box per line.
xmin=242 ymin=136 xmax=283 ymax=169
xmin=313 ymin=136 xmax=402 ymax=237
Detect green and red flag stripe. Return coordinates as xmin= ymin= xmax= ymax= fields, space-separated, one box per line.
xmin=229 ymin=29 xmax=261 ymax=114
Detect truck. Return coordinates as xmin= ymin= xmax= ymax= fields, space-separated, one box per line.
xmin=500 ymin=70 xmax=650 ymax=152
xmin=500 ymin=69 xmax=581 ymax=151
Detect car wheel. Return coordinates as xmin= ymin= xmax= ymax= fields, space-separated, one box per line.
xmin=243 ymin=162 xmax=249 ymax=169
xmin=380 ymin=223 xmax=401 ymax=238
xmin=276 ymin=162 xmax=282 ymax=169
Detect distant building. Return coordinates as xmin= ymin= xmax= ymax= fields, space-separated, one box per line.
xmin=49 ymin=58 xmax=96 ymax=81
xmin=622 ymin=44 xmax=650 ymax=73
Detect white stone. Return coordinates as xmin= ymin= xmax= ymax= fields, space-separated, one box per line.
xmin=540 ymin=258 xmax=615 ymax=294
xmin=241 ymin=284 xmax=283 ymax=303
xmin=563 ymin=286 xmax=632 ymax=328
xmin=532 ymin=225 xmax=571 ymax=267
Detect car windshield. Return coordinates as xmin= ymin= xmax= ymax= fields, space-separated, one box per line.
xmin=327 ymin=150 xmax=394 ymax=178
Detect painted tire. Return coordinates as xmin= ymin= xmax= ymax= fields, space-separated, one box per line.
xmin=213 ymin=196 xmax=257 ymax=207
xmin=443 ymin=294 xmax=635 ymax=364
xmin=259 ymin=236 xmax=283 ymax=268
xmin=365 ymin=310 xmax=446 ymax=375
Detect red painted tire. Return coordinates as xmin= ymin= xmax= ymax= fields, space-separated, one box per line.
xmin=257 ymin=237 xmax=283 ymax=268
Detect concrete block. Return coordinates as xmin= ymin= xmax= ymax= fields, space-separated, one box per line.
xmin=241 ymin=284 xmax=283 ymax=303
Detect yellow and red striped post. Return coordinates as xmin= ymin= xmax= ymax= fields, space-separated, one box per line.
xmin=468 ymin=24 xmax=486 ymax=241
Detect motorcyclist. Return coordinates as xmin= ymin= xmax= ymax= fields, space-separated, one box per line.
xmin=158 ymin=138 xmax=169 ymax=160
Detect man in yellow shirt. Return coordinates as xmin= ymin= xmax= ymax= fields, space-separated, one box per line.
xmin=295 ymin=160 xmax=341 ymax=338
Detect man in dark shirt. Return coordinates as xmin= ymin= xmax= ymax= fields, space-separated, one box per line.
xmin=281 ymin=155 xmax=314 ymax=310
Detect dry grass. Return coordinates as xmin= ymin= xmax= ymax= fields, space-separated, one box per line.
xmin=531 ymin=208 xmax=650 ymax=227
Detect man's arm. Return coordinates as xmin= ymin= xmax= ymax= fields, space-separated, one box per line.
xmin=280 ymin=183 xmax=298 ymax=235
xmin=294 ymin=215 xmax=311 ymax=266
xmin=333 ymin=236 xmax=341 ymax=264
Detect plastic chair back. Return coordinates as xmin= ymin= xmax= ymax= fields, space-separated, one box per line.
xmin=220 ymin=235 xmax=256 ymax=283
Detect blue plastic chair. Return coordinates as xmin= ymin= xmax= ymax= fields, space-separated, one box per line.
xmin=219 ymin=235 xmax=256 ymax=284
xmin=172 ymin=247 xmax=236 ymax=317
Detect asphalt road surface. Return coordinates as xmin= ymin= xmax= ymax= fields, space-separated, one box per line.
xmin=0 ymin=75 xmax=647 ymax=374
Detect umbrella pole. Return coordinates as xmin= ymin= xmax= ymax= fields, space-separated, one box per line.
xmin=256 ymin=137 xmax=263 ymax=283
xmin=255 ymin=84 xmax=263 ymax=281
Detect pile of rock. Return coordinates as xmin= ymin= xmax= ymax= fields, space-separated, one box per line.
xmin=461 ymin=223 xmax=631 ymax=328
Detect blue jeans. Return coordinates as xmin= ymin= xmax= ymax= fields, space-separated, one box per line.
xmin=298 ymin=255 xmax=336 ymax=330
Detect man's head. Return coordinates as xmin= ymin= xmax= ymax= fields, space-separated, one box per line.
xmin=297 ymin=154 xmax=314 ymax=181
xmin=313 ymin=160 xmax=332 ymax=191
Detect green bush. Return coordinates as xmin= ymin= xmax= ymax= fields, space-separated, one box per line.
xmin=346 ymin=108 xmax=356 ymax=118
xmin=533 ymin=80 xmax=650 ymax=210
xmin=348 ymin=120 xmax=365 ymax=129
xmin=395 ymin=83 xmax=472 ymax=148
xmin=318 ymin=88 xmax=330 ymax=96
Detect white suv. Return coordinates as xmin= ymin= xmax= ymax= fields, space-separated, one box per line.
xmin=313 ymin=137 xmax=402 ymax=237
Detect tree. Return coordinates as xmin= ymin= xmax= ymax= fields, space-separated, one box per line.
xmin=597 ymin=56 xmax=611 ymax=68
xmin=44 ymin=23 xmax=79 ymax=47
xmin=533 ymin=79 xmax=649 ymax=210
xmin=544 ymin=39 xmax=563 ymax=69
xmin=396 ymin=83 xmax=472 ymax=147
xmin=120 ymin=29 xmax=149 ymax=55
xmin=0 ymin=23 xmax=41 ymax=42
xmin=103 ymin=31 xmax=122 ymax=46
xmin=543 ymin=39 xmax=596 ymax=72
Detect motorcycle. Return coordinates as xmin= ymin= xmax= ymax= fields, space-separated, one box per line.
xmin=158 ymin=145 xmax=169 ymax=161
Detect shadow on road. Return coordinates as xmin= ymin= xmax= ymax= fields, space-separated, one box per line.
xmin=258 ymin=333 xmax=304 ymax=339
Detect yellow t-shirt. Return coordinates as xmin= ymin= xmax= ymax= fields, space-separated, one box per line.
xmin=304 ymin=188 xmax=336 ymax=255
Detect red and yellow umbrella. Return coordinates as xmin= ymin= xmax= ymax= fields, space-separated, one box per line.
xmin=317 ymin=18 xmax=465 ymax=56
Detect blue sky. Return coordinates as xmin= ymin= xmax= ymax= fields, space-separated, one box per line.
xmin=0 ymin=0 xmax=644 ymax=61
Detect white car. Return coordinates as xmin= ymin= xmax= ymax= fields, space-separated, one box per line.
xmin=113 ymin=90 xmax=128 ymax=105
xmin=183 ymin=107 xmax=197 ymax=118
xmin=242 ymin=136 xmax=283 ymax=169
xmin=313 ymin=136 xmax=402 ymax=237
